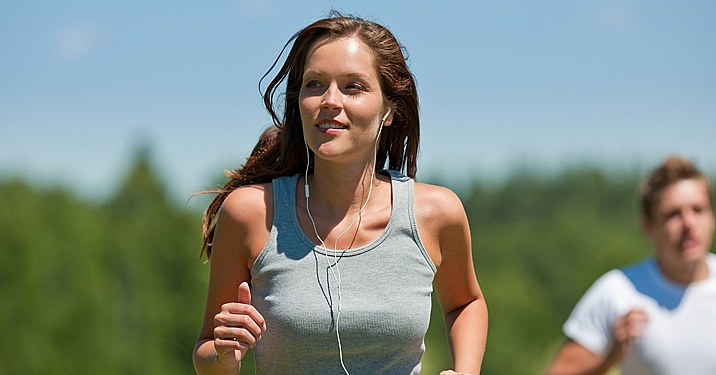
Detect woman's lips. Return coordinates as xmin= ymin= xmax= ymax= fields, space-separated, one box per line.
xmin=316 ymin=122 xmax=347 ymax=129
xmin=316 ymin=121 xmax=347 ymax=133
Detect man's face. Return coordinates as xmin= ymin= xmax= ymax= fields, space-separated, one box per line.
xmin=644 ymin=179 xmax=715 ymax=271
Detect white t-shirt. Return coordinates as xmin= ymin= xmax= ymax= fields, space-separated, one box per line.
xmin=563 ymin=253 xmax=716 ymax=375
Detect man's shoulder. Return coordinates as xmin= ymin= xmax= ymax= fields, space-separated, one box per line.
xmin=579 ymin=261 xmax=654 ymax=305
xmin=706 ymin=252 xmax=716 ymax=271
xmin=619 ymin=257 xmax=656 ymax=280
xmin=590 ymin=269 xmax=628 ymax=293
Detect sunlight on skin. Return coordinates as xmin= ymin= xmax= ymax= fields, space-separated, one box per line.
xmin=343 ymin=37 xmax=362 ymax=55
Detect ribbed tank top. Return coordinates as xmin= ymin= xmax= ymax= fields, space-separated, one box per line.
xmin=250 ymin=170 xmax=437 ymax=375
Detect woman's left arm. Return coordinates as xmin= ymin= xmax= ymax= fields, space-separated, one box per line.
xmin=415 ymin=184 xmax=488 ymax=375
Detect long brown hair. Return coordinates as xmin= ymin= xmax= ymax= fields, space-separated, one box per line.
xmin=200 ymin=12 xmax=420 ymax=259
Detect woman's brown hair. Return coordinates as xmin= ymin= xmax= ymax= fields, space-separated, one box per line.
xmin=200 ymin=12 xmax=420 ymax=259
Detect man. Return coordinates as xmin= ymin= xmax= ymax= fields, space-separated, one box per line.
xmin=545 ymin=155 xmax=716 ymax=375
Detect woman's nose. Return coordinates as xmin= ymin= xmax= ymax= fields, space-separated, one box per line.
xmin=320 ymin=84 xmax=342 ymax=110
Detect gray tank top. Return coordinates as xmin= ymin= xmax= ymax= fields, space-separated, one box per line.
xmin=250 ymin=170 xmax=437 ymax=375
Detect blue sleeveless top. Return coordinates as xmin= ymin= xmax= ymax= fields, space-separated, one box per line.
xmin=250 ymin=170 xmax=437 ymax=375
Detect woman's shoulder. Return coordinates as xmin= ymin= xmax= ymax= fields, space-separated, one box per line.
xmin=413 ymin=181 xmax=459 ymax=197
xmin=212 ymin=183 xmax=274 ymax=264
xmin=412 ymin=182 xmax=470 ymax=268
xmin=413 ymin=182 xmax=466 ymax=223
xmin=219 ymin=182 xmax=274 ymax=227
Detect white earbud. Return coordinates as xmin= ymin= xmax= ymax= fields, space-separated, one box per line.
xmin=381 ymin=107 xmax=392 ymax=123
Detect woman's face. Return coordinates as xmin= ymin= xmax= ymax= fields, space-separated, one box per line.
xmin=299 ymin=36 xmax=392 ymax=166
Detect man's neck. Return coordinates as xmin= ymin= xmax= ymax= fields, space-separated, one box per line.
xmin=656 ymin=256 xmax=709 ymax=285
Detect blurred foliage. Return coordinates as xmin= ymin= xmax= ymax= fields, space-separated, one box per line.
xmin=0 ymin=149 xmax=207 ymax=374
xmin=4 ymin=150 xmax=708 ymax=374
xmin=419 ymin=167 xmax=655 ymax=374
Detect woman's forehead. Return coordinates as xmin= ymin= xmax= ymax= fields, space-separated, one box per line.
xmin=303 ymin=36 xmax=378 ymax=75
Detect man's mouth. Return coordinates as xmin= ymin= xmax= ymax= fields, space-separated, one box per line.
xmin=680 ymin=236 xmax=699 ymax=251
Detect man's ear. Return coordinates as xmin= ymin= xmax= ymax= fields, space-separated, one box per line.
xmin=640 ymin=215 xmax=653 ymax=239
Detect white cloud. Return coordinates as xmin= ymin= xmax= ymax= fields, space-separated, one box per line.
xmin=52 ymin=23 xmax=99 ymax=62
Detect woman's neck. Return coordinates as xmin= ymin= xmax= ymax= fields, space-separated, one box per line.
xmin=306 ymin=161 xmax=380 ymax=215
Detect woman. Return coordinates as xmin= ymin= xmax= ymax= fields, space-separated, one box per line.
xmin=193 ymin=12 xmax=487 ymax=375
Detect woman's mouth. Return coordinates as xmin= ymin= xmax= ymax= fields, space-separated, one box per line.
xmin=317 ymin=122 xmax=347 ymax=129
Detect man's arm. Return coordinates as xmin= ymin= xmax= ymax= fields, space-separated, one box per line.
xmin=544 ymin=308 xmax=649 ymax=375
xmin=544 ymin=339 xmax=620 ymax=375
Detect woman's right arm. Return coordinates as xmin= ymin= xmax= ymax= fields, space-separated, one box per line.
xmin=193 ymin=185 xmax=272 ymax=375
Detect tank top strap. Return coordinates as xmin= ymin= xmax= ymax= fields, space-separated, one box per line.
xmin=270 ymin=171 xmax=417 ymax=251
xmin=273 ymin=172 xmax=411 ymax=228
xmin=271 ymin=174 xmax=300 ymax=234
xmin=386 ymin=170 xmax=414 ymax=228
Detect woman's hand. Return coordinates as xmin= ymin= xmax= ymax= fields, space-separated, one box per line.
xmin=212 ymin=281 xmax=266 ymax=368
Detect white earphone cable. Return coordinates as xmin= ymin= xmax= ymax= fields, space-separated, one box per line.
xmin=303 ymin=111 xmax=388 ymax=375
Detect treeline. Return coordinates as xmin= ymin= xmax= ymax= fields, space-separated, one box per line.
xmin=424 ymin=168 xmax=653 ymax=374
xmin=2 ymin=150 xmax=692 ymax=374
xmin=0 ymin=149 xmax=207 ymax=374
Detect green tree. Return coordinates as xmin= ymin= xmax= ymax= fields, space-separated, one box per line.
xmin=462 ymin=167 xmax=651 ymax=373
xmin=0 ymin=147 xmax=207 ymax=374
xmin=4 ymin=153 xmax=708 ymax=375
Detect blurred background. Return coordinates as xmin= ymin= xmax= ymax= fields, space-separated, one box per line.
xmin=1 ymin=1 xmax=714 ymax=374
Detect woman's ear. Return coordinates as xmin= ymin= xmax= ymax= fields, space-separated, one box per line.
xmin=382 ymin=106 xmax=394 ymax=126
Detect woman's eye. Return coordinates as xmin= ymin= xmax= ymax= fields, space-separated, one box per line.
xmin=345 ymin=82 xmax=365 ymax=91
xmin=304 ymin=80 xmax=323 ymax=89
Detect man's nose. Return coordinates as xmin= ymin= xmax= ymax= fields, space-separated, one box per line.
xmin=682 ymin=209 xmax=697 ymax=230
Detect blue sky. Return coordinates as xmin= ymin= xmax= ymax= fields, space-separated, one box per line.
xmin=1 ymin=1 xmax=715 ymax=201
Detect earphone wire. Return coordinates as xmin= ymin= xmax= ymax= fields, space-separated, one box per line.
xmin=304 ymin=112 xmax=387 ymax=375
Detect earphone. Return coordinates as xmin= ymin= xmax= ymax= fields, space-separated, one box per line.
xmin=304 ymin=106 xmax=391 ymax=198
xmin=303 ymin=106 xmax=391 ymax=375
xmin=381 ymin=106 xmax=392 ymax=122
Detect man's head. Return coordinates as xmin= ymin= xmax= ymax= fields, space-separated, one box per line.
xmin=640 ymin=156 xmax=712 ymax=221
xmin=639 ymin=156 xmax=715 ymax=281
